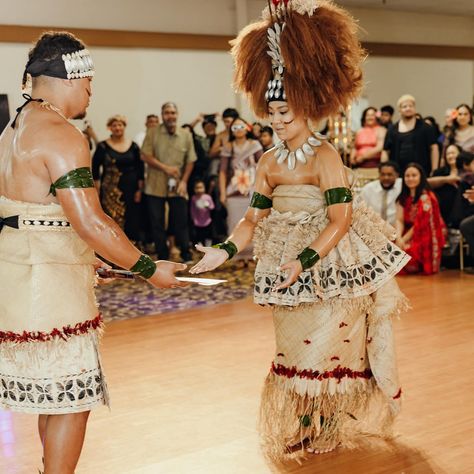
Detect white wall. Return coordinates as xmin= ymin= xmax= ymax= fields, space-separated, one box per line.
xmin=0 ymin=43 xmax=238 ymax=140
xmin=361 ymin=56 xmax=473 ymax=127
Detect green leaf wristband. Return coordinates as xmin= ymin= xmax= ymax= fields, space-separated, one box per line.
xmin=297 ymin=247 xmax=320 ymax=270
xmin=212 ymin=241 xmax=238 ymax=260
xmin=130 ymin=254 xmax=157 ymax=279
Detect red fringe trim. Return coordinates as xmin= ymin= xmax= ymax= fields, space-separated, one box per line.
xmin=271 ymin=362 xmax=373 ymax=383
xmin=0 ymin=314 xmax=103 ymax=343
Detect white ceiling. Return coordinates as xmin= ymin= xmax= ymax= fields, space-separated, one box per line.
xmin=336 ymin=0 xmax=474 ymax=17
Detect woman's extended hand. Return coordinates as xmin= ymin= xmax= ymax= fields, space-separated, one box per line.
xmin=189 ymin=245 xmax=229 ymax=274
xmin=273 ymin=259 xmax=303 ymax=291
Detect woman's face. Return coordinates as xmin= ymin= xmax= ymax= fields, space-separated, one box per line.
xmin=364 ymin=109 xmax=377 ymax=127
xmin=268 ymin=101 xmax=306 ymax=142
xmin=446 ymin=145 xmax=460 ymax=167
xmin=109 ymin=120 xmax=125 ymax=138
xmin=231 ymin=119 xmax=249 ymax=140
xmin=404 ymin=166 xmax=421 ymax=190
xmin=456 ymin=106 xmax=472 ymax=128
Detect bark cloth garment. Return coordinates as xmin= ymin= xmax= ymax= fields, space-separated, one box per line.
xmin=253 ymin=184 xmax=410 ymax=461
xmin=0 ymin=196 xmax=109 ymax=414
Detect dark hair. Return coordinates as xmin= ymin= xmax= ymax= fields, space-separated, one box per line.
xmin=261 ymin=125 xmax=274 ymax=136
xmin=360 ymin=107 xmax=377 ymax=127
xmin=162 ymin=101 xmax=178 ymax=112
xmin=228 ymin=117 xmax=255 ymax=142
xmin=456 ymin=150 xmax=474 ymax=170
xmin=424 ymin=115 xmax=441 ymax=138
xmin=453 ymin=103 xmax=473 ymax=130
xmin=397 ymin=162 xmax=430 ymax=205
xmin=203 ymin=114 xmax=217 ymax=127
xmin=23 ymin=31 xmax=85 ymax=87
xmin=193 ymin=179 xmax=206 ymax=187
xmin=222 ymin=108 xmax=239 ymax=119
xmin=181 ymin=123 xmax=195 ymax=138
xmin=378 ymin=160 xmax=399 ymax=174
xmin=146 ymin=114 xmax=158 ymax=120
xmin=381 ymin=105 xmax=394 ymax=115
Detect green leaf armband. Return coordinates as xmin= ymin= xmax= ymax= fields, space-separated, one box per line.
xmin=212 ymin=240 xmax=238 ymax=259
xmin=250 ymin=192 xmax=272 ymax=209
xmin=130 ymin=254 xmax=157 ymax=279
xmin=324 ymin=187 xmax=353 ymax=206
xmin=297 ymin=247 xmax=320 ymax=270
xmin=49 ymin=167 xmax=95 ymax=196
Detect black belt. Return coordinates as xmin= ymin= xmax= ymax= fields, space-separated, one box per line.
xmin=0 ymin=215 xmax=19 ymax=233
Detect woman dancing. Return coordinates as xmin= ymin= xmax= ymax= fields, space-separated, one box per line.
xmin=191 ymin=0 xmax=409 ymax=461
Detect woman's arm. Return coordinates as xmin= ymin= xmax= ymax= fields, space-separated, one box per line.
xmin=276 ymin=143 xmax=352 ymax=289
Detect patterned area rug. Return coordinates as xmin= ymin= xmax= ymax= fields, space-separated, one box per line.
xmin=96 ymin=261 xmax=255 ymax=322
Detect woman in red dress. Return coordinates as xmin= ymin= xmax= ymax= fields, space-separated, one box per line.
xmin=396 ymin=163 xmax=446 ymax=274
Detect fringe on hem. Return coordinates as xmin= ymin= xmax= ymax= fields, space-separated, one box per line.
xmin=258 ymin=373 xmax=397 ymax=463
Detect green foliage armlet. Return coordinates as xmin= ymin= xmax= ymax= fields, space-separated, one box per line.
xmin=250 ymin=192 xmax=272 ymax=209
xmin=130 ymin=254 xmax=157 ymax=279
xmin=324 ymin=187 xmax=353 ymax=206
xmin=297 ymin=247 xmax=320 ymax=270
xmin=213 ymin=241 xmax=238 ymax=259
xmin=49 ymin=167 xmax=95 ymax=196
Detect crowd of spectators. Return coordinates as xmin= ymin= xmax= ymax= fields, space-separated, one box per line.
xmin=87 ymin=95 xmax=474 ymax=274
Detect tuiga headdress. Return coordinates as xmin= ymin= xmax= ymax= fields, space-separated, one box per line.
xmin=231 ymin=0 xmax=365 ymax=122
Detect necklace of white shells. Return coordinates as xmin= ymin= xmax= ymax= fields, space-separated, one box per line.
xmin=274 ymin=132 xmax=326 ymax=170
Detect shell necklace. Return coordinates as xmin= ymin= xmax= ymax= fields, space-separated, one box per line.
xmin=274 ymin=132 xmax=326 ymax=170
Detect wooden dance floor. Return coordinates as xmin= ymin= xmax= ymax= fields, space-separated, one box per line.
xmin=1 ymin=271 xmax=473 ymax=473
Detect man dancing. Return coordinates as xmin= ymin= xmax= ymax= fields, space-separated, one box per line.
xmin=0 ymin=31 xmax=186 ymax=473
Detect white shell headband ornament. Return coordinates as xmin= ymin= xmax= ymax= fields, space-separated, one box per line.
xmin=62 ymin=49 xmax=95 ymax=79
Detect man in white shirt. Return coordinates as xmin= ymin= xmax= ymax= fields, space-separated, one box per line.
xmin=360 ymin=161 xmax=402 ymax=226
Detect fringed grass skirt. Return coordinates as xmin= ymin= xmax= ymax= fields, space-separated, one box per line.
xmin=259 ymin=296 xmax=401 ymax=462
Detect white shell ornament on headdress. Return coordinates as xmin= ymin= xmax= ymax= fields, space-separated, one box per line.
xmin=62 ymin=49 xmax=95 ymax=80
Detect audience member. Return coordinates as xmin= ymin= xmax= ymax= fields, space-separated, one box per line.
xmin=207 ymin=174 xmax=228 ymax=243
xmin=379 ymin=105 xmax=394 ymax=128
xmin=451 ymin=152 xmax=474 ymax=226
xmin=360 ymin=161 xmax=401 ymax=226
xmin=350 ymin=106 xmax=386 ymax=169
xmin=428 ymin=144 xmax=462 ymax=226
xmin=459 ymin=185 xmax=474 ymax=274
xmin=209 ymin=107 xmax=240 ymax=172
xmin=219 ymin=117 xmax=263 ymax=260
xmin=448 ymin=104 xmax=474 ymax=153
xmin=92 ymin=115 xmax=144 ymax=242
xmin=182 ymin=123 xmax=210 ymax=192
xmin=259 ymin=125 xmax=275 ymax=152
xmin=424 ymin=115 xmax=443 ymax=152
xmin=134 ymin=114 xmax=159 ymax=147
xmin=395 ymin=163 xmax=446 ymax=275
xmin=190 ymin=180 xmax=215 ymax=246
xmin=141 ymin=102 xmax=196 ymax=262
xmin=382 ymin=95 xmax=439 ymax=176
xmin=252 ymin=122 xmax=263 ymax=139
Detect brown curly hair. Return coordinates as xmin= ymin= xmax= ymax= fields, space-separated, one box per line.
xmin=231 ymin=1 xmax=365 ymax=122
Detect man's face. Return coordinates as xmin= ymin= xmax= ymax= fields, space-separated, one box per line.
xmin=380 ymin=111 xmax=392 ymax=125
xmin=260 ymin=131 xmax=273 ymax=148
xmin=399 ymin=100 xmax=416 ymax=120
xmin=146 ymin=116 xmax=159 ymax=129
xmin=162 ymin=105 xmax=178 ymax=130
xmin=379 ymin=166 xmax=398 ymax=189
xmin=70 ymin=77 xmax=92 ymax=120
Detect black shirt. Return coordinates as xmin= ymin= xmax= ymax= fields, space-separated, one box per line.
xmin=384 ymin=119 xmax=437 ymax=176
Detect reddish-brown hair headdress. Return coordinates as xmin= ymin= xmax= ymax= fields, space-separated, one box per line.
xmin=231 ymin=0 xmax=365 ymax=123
